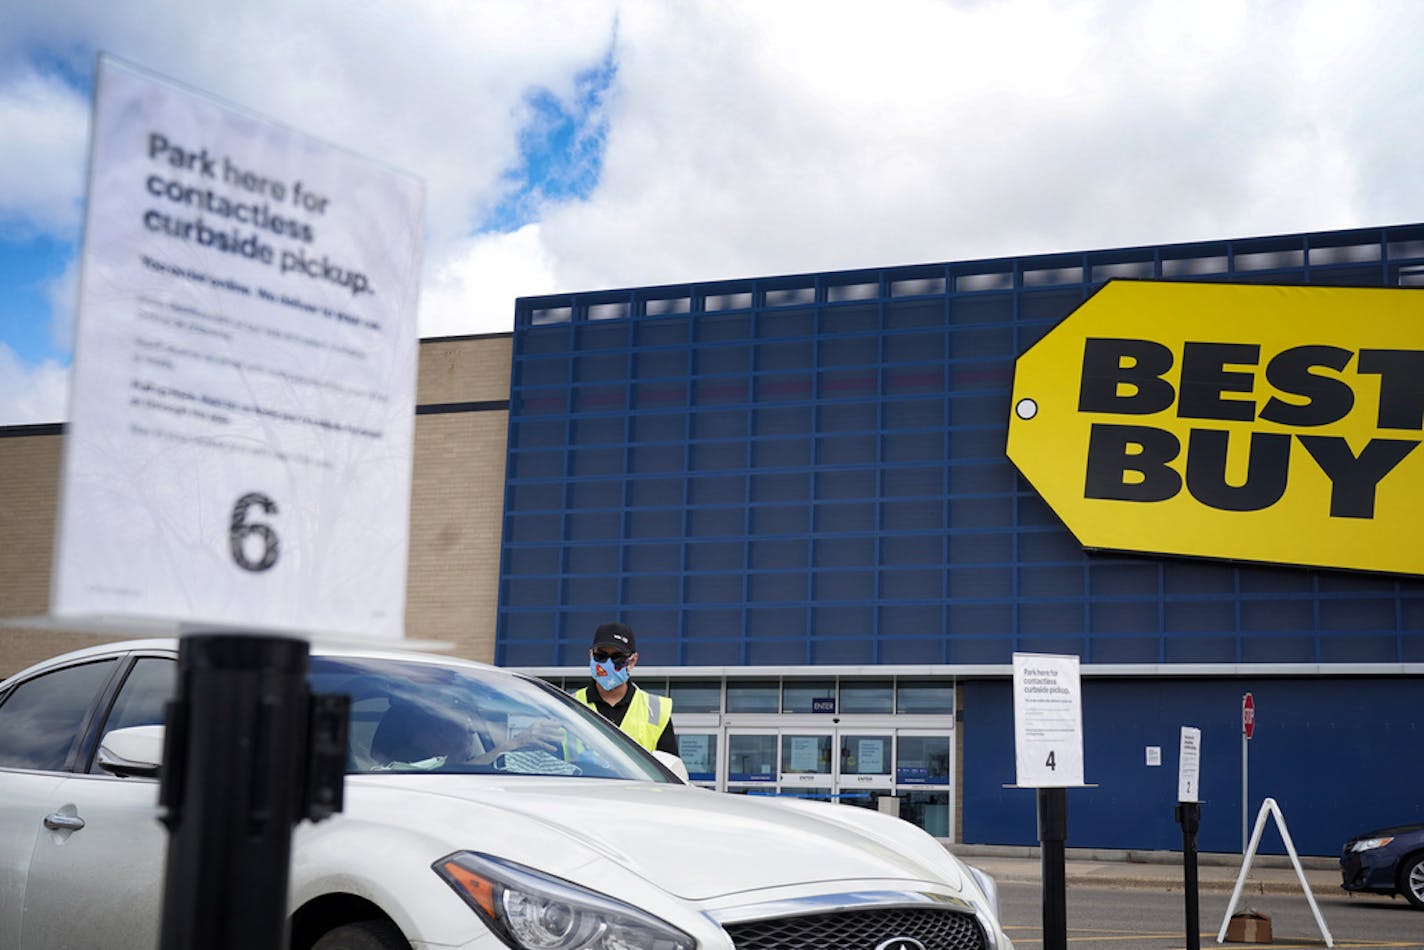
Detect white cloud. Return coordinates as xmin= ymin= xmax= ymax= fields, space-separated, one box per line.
xmin=528 ymin=0 xmax=1424 ymax=294
xmin=0 ymin=71 xmax=89 ymax=237
xmin=0 ymin=0 xmax=622 ymax=256
xmin=2 ymin=0 xmax=1424 ymax=368
xmin=0 ymin=343 xmax=68 ymax=425
xmin=420 ymin=224 xmax=558 ymax=338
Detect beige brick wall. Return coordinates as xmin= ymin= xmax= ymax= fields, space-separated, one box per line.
xmin=405 ymin=334 xmax=511 ymax=661
xmin=416 ymin=334 xmax=512 ymax=405
xmin=0 ymin=432 xmax=110 ymax=674
xmin=405 ymin=408 xmax=507 ymax=660
xmin=0 ymin=334 xmax=512 ymax=679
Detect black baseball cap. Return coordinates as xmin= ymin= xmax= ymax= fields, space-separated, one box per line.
xmin=591 ymin=622 xmax=635 ymax=655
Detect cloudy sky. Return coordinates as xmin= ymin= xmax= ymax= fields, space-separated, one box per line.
xmin=3 ymin=0 xmax=1423 ymax=425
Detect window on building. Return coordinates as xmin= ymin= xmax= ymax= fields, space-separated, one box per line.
xmin=782 ymin=679 xmax=836 ymax=713
xmin=839 ymin=679 xmax=893 ymax=714
xmin=900 ymin=791 xmax=951 ymax=838
xmin=841 ymin=734 xmax=892 ymax=775
xmin=897 ymin=679 xmax=953 ymax=714
xmin=782 ymin=734 xmax=832 ymax=773
xmin=727 ymin=680 xmax=780 ymax=713
xmin=896 ymin=735 xmax=951 ymax=785
xmin=727 ymin=734 xmax=777 ymax=780
xmin=668 ymin=679 xmax=722 ymax=713
xmin=677 ymin=733 xmax=717 ymax=782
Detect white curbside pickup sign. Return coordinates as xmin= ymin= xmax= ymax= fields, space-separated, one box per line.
xmin=1012 ymin=652 xmax=1085 ymax=787
xmin=51 ymin=57 xmax=424 ymax=641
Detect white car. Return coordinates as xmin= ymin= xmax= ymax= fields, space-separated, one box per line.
xmin=0 ymin=640 xmax=1011 ymax=949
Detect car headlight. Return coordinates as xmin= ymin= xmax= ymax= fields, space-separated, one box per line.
xmin=1349 ymin=836 xmax=1394 ymax=853
xmin=434 ymin=851 xmax=695 ymax=950
xmin=966 ymin=864 xmax=1001 ymax=919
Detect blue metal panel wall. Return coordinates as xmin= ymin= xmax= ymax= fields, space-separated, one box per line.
xmin=961 ymin=677 xmax=1424 ymax=857
xmin=499 ymin=224 xmax=1424 ymax=667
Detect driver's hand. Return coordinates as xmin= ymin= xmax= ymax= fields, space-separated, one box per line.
xmin=514 ymin=719 xmax=564 ymax=752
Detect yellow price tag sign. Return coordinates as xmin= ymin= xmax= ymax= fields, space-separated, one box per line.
xmin=1007 ymin=281 xmax=1424 ymax=575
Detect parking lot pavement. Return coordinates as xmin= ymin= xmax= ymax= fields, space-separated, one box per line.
xmin=949 ymin=844 xmax=1343 ymax=896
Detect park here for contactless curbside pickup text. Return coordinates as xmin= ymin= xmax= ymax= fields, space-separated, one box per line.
xmin=142 ymin=132 xmax=373 ymax=296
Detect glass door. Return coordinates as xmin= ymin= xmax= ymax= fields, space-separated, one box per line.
xmin=894 ymin=729 xmax=953 ymax=839
xmin=714 ymin=720 xmax=955 ymax=840
xmin=835 ymin=729 xmax=893 ymax=811
xmin=673 ymin=711 xmax=722 ymax=789
xmin=675 ymin=731 xmax=718 ymax=788
xmin=779 ymin=730 xmax=833 ymax=801
xmin=725 ymin=729 xmax=778 ymax=795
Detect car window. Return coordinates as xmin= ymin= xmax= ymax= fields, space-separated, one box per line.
xmin=87 ymin=657 xmax=177 ymax=773
xmin=0 ymin=658 xmax=119 ymax=771
xmin=311 ymin=656 xmax=672 ymax=782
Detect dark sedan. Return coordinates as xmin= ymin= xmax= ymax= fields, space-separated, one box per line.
xmin=1341 ymin=823 xmax=1424 ymax=909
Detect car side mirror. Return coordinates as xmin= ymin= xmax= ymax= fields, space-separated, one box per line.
xmin=652 ymin=750 xmax=689 ymax=784
xmin=97 ymin=725 xmax=165 ymax=779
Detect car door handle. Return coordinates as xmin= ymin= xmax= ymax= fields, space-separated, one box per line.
xmin=43 ymin=813 xmax=86 ymax=831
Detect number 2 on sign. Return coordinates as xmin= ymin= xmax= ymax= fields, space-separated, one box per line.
xmin=1045 ymin=750 xmax=1056 ymax=770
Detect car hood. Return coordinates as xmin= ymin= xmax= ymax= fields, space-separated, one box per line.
xmin=346 ymin=776 xmax=964 ymax=901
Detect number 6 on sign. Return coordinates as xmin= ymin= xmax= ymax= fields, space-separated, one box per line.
xmin=230 ymin=493 xmax=280 ymax=572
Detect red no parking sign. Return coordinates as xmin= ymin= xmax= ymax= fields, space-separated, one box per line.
xmin=1242 ymin=692 xmax=1256 ymax=740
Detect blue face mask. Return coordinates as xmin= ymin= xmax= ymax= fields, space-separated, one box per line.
xmin=590 ymin=656 xmax=630 ymax=690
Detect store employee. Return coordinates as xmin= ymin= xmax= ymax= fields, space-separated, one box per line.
xmin=575 ymin=622 xmax=678 ymax=755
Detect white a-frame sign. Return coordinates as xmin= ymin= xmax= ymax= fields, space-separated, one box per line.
xmin=1216 ymin=797 xmax=1333 ymax=947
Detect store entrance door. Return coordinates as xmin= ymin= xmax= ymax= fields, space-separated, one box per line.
xmin=720 ymin=719 xmax=952 ymax=839
xmin=893 ymin=728 xmax=954 ymax=839
xmin=835 ymin=729 xmax=895 ymax=812
xmin=779 ymin=729 xmax=833 ymax=800
xmin=725 ymin=728 xmax=778 ymax=796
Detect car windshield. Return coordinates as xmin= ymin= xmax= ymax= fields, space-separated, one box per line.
xmin=310 ymin=655 xmax=670 ymax=782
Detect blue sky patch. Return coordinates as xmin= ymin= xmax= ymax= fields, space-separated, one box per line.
xmin=482 ymin=43 xmax=616 ymax=234
xmin=0 ymin=233 xmax=74 ymax=364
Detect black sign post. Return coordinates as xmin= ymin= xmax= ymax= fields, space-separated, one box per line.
xmin=1176 ymin=801 xmax=1203 ymax=950
xmin=1037 ymin=787 xmax=1069 ymax=950
xmin=157 ymin=633 xmax=347 ymax=950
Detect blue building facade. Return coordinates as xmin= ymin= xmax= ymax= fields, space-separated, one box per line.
xmin=497 ymin=223 xmax=1424 ymax=855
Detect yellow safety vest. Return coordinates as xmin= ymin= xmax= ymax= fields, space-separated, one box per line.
xmin=576 ymin=686 xmax=672 ymax=752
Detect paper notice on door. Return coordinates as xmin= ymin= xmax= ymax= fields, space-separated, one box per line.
xmin=679 ymin=734 xmax=711 ymax=774
xmin=789 ymin=736 xmax=820 ymax=772
xmin=858 ymin=739 xmax=885 ymax=773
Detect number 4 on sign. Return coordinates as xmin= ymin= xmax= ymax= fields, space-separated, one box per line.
xmin=1045 ymin=751 xmax=1056 ymax=770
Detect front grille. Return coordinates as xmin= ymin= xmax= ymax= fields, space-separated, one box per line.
xmin=723 ymin=906 xmax=987 ymax=950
